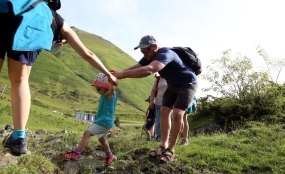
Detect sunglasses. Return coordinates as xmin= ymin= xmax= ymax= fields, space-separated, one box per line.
xmin=96 ymin=87 xmax=101 ymax=92
xmin=141 ymin=45 xmax=153 ymax=54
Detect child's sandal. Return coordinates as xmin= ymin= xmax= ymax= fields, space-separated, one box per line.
xmin=149 ymin=145 xmax=166 ymax=158
xmin=160 ymin=148 xmax=175 ymax=163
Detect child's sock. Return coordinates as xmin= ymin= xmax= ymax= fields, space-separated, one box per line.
xmin=73 ymin=148 xmax=82 ymax=154
xmin=106 ymin=151 xmax=112 ymax=157
xmin=12 ymin=130 xmax=25 ymax=140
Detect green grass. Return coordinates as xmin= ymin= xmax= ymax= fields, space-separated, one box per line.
xmin=1 ymin=121 xmax=285 ymax=173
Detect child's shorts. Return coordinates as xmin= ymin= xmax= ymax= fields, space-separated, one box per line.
xmin=145 ymin=118 xmax=156 ymax=130
xmin=88 ymin=123 xmax=111 ymax=138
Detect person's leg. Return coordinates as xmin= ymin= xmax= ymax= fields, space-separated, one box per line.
xmin=99 ymin=137 xmax=111 ymax=154
xmin=182 ymin=112 xmax=189 ymax=139
xmin=76 ymin=130 xmax=93 ymax=151
xmin=167 ymin=108 xmax=185 ymax=151
xmin=160 ymin=106 xmax=173 ymax=148
xmin=151 ymin=124 xmax=155 ymax=138
xmin=60 ymin=130 xmax=93 ymax=162
xmin=155 ymin=105 xmax=162 ymax=141
xmin=144 ymin=127 xmax=151 ymax=140
xmin=8 ymin=58 xmax=32 ymax=132
xmin=99 ymin=137 xmax=117 ymax=166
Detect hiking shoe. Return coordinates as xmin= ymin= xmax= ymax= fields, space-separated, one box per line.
xmin=2 ymin=134 xmax=27 ymax=156
xmin=181 ymin=138 xmax=188 ymax=146
xmin=60 ymin=151 xmax=80 ymax=162
xmin=105 ymin=154 xmax=117 ymax=166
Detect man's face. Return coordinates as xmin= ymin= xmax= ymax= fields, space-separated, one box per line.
xmin=140 ymin=44 xmax=156 ymax=60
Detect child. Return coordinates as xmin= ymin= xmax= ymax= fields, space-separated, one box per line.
xmin=144 ymin=96 xmax=156 ymax=141
xmin=60 ymin=73 xmax=118 ymax=166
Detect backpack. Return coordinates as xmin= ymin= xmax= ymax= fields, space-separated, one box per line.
xmin=170 ymin=47 xmax=202 ymax=76
xmin=43 ymin=0 xmax=61 ymax=11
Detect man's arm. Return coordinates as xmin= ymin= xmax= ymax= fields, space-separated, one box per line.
xmin=122 ymin=63 xmax=142 ymax=72
xmin=60 ymin=21 xmax=117 ymax=86
xmin=113 ymin=60 xmax=165 ymax=79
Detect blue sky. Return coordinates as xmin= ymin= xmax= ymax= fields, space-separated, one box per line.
xmin=58 ymin=0 xmax=285 ymax=97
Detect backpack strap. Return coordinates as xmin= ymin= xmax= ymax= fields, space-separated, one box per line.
xmin=20 ymin=0 xmax=43 ymax=15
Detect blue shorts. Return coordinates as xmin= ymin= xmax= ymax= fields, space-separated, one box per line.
xmin=0 ymin=13 xmax=40 ymax=65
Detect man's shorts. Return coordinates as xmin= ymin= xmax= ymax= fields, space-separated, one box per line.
xmin=145 ymin=118 xmax=156 ymax=130
xmin=162 ymin=83 xmax=197 ymax=110
xmin=88 ymin=123 xmax=111 ymax=138
xmin=0 ymin=13 xmax=40 ymax=65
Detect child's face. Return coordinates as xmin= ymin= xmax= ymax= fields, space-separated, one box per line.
xmin=95 ymin=86 xmax=107 ymax=94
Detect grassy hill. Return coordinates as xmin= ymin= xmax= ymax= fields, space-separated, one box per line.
xmin=0 ymin=27 xmax=153 ymax=129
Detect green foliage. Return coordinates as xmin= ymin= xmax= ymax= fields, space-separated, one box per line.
xmin=114 ymin=116 xmax=120 ymax=127
xmin=200 ymin=49 xmax=285 ymax=128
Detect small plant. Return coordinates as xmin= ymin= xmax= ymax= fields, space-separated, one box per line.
xmin=115 ymin=116 xmax=120 ymax=127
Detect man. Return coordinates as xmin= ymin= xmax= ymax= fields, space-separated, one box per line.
xmin=111 ymin=35 xmax=197 ymax=163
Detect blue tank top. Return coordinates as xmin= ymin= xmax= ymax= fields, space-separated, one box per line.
xmin=95 ymin=92 xmax=118 ymax=128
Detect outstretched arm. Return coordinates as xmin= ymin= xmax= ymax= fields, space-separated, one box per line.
xmin=112 ymin=60 xmax=165 ymax=79
xmin=60 ymin=21 xmax=117 ymax=86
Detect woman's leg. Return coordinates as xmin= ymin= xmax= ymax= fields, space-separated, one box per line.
xmin=8 ymin=58 xmax=32 ymax=131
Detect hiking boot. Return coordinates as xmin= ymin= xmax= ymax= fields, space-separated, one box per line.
xmin=105 ymin=154 xmax=117 ymax=167
xmin=181 ymin=138 xmax=188 ymax=146
xmin=60 ymin=151 xmax=80 ymax=162
xmin=2 ymin=134 xmax=27 ymax=156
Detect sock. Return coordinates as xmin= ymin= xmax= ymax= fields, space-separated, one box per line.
xmin=12 ymin=130 xmax=25 ymax=140
xmin=73 ymin=148 xmax=82 ymax=154
xmin=106 ymin=151 xmax=112 ymax=157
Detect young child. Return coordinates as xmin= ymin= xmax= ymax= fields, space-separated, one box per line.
xmin=144 ymin=96 xmax=156 ymax=141
xmin=60 ymin=73 xmax=118 ymax=166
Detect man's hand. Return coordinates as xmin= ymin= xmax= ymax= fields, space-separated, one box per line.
xmin=110 ymin=69 xmax=123 ymax=79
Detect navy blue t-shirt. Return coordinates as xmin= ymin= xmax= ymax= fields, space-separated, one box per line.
xmin=147 ymin=106 xmax=156 ymax=119
xmin=138 ymin=47 xmax=197 ymax=87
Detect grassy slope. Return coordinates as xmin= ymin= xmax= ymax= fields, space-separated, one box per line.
xmin=0 ymin=27 xmax=153 ymax=130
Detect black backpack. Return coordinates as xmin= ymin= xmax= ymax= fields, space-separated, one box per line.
xmin=170 ymin=47 xmax=202 ymax=75
xmin=44 ymin=0 xmax=61 ymax=11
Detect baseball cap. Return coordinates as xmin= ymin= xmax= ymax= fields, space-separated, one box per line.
xmin=134 ymin=35 xmax=157 ymax=50
xmin=92 ymin=73 xmax=109 ymax=89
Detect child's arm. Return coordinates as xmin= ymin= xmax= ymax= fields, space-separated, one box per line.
xmin=106 ymin=81 xmax=116 ymax=99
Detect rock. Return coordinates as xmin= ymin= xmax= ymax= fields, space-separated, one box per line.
xmin=4 ymin=124 xmax=13 ymax=131
xmin=42 ymin=150 xmax=56 ymax=158
xmin=63 ymin=161 xmax=79 ymax=173
xmin=44 ymin=137 xmax=62 ymax=145
xmin=35 ymin=129 xmax=47 ymax=135
xmin=0 ymin=128 xmax=6 ymax=134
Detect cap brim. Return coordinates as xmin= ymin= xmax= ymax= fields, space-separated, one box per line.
xmin=92 ymin=81 xmax=109 ymax=89
xmin=134 ymin=44 xmax=151 ymax=50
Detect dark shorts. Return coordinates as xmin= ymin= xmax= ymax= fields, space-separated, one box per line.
xmin=0 ymin=13 xmax=40 ymax=65
xmin=145 ymin=118 xmax=156 ymax=130
xmin=162 ymin=83 xmax=197 ymax=110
